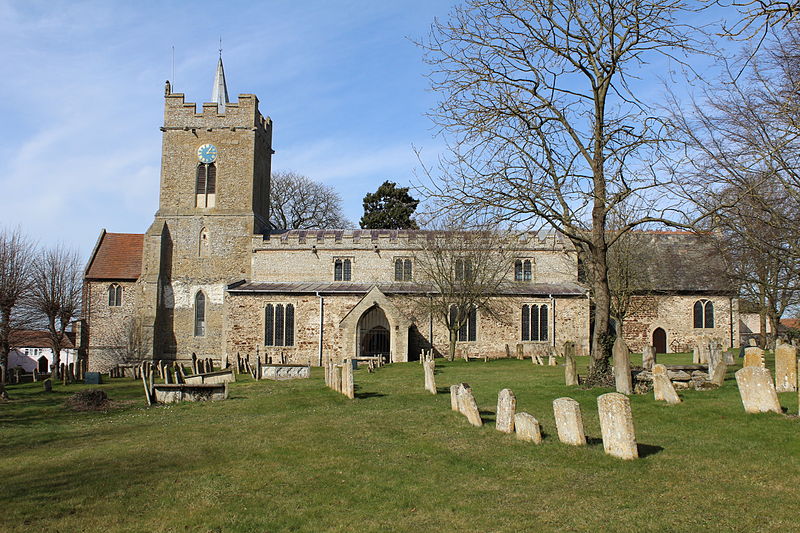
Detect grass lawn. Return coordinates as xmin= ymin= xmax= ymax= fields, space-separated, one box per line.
xmin=1 ymin=354 xmax=798 ymax=532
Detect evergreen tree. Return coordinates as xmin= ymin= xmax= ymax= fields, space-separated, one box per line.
xmin=359 ymin=181 xmax=419 ymax=229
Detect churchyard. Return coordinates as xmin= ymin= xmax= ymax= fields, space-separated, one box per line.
xmin=1 ymin=353 xmax=798 ymax=532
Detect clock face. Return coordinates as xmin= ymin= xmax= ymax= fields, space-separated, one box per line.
xmin=197 ymin=144 xmax=218 ymax=163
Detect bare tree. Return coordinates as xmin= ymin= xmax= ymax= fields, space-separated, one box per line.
xmin=418 ymin=0 xmax=701 ymax=380
xmin=269 ymin=171 xmax=352 ymax=229
xmin=606 ymin=231 xmax=657 ymax=334
xmin=29 ymin=246 xmax=83 ymax=378
xmin=0 ymin=228 xmax=35 ymax=379
xmin=413 ymin=222 xmax=512 ymax=360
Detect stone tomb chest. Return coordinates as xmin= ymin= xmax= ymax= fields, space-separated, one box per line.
xmin=261 ymin=364 xmax=311 ymax=381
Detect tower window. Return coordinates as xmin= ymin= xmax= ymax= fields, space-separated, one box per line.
xmin=449 ymin=304 xmax=477 ymax=342
xmin=194 ymin=291 xmax=206 ymax=337
xmin=265 ymin=303 xmax=295 ymax=346
xmin=514 ymin=259 xmax=532 ymax=281
xmin=195 ymin=163 xmax=217 ymax=208
xmin=199 ymin=227 xmax=210 ymax=257
xmin=108 ymin=283 xmax=123 ymax=307
xmin=693 ymin=299 xmax=714 ymax=328
xmin=521 ymin=304 xmax=549 ymax=341
xmin=334 ymin=258 xmax=352 ymax=281
xmin=394 ymin=258 xmax=413 ymax=281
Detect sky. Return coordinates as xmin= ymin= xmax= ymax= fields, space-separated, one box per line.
xmin=0 ymin=1 xmax=742 ymax=260
xmin=0 ymin=0 xmax=456 ymax=258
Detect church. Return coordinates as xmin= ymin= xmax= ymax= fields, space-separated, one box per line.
xmin=79 ymin=60 xmax=739 ymax=371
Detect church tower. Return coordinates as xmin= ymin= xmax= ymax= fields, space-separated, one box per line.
xmin=136 ymin=58 xmax=273 ymax=360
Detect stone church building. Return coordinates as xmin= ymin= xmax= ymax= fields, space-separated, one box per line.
xmin=80 ymin=61 xmax=739 ymax=371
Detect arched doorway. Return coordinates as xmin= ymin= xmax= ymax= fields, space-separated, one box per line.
xmin=358 ymin=306 xmax=390 ymax=358
xmin=37 ymin=356 xmax=48 ymax=373
xmin=652 ymin=328 xmax=667 ymax=354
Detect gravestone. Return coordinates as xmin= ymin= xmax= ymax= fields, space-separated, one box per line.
xmin=724 ymin=347 xmax=735 ymax=365
xmin=652 ymin=364 xmax=681 ymax=404
xmin=516 ymin=343 xmax=524 ymax=360
xmin=774 ymin=344 xmax=797 ymax=393
xmin=450 ymin=384 xmax=459 ymax=411
xmin=457 ymin=383 xmax=483 ymax=427
xmin=84 ymin=372 xmax=101 ymax=385
xmin=564 ymin=345 xmax=578 ymax=387
xmin=43 ymin=378 xmax=52 ymax=392
xmin=692 ymin=346 xmax=700 ymax=364
xmin=514 ymin=412 xmax=542 ymax=444
xmin=642 ymin=345 xmax=656 ymax=371
xmin=423 ymin=360 xmax=436 ymax=395
xmin=597 ymin=393 xmax=638 ymax=460
xmin=505 ymin=344 xmax=511 ymax=358
xmin=613 ymin=336 xmax=632 ymax=395
xmin=744 ymin=347 xmax=765 ymax=368
xmin=332 ymin=365 xmax=342 ymax=393
xmin=342 ymin=360 xmax=354 ymax=399
xmin=495 ymin=389 xmax=516 ymax=434
xmin=709 ymin=358 xmax=727 ymax=387
xmin=32 ymin=368 xmax=39 ymax=382
xmin=553 ymin=397 xmax=586 ymax=446
xmin=548 ymin=355 xmax=556 ymax=366
xmin=735 ymin=367 xmax=781 ymax=414
xmin=707 ymin=344 xmax=722 ymax=381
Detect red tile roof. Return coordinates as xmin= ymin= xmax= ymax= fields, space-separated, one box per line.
xmin=9 ymin=330 xmax=76 ymax=349
xmin=85 ymin=232 xmax=144 ymax=280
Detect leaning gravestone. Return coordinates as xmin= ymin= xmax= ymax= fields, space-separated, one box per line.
xmin=652 ymin=364 xmax=681 ymax=404
xmin=553 ymin=397 xmax=586 ymax=446
xmin=709 ymin=358 xmax=727 ymax=387
xmin=642 ymin=345 xmax=656 ymax=371
xmin=735 ymin=367 xmax=782 ymax=414
xmin=450 ymin=385 xmax=459 ymax=411
xmin=613 ymin=336 xmax=632 ymax=395
xmin=423 ymin=360 xmax=437 ymax=395
xmin=774 ymin=344 xmax=797 ymax=393
xmin=43 ymin=378 xmax=52 ymax=392
xmin=457 ymin=383 xmax=483 ymax=427
xmin=597 ymin=392 xmax=638 ymax=460
xmin=496 ymin=389 xmax=516 ymax=434
xmin=744 ymin=347 xmax=765 ymax=368
xmin=514 ymin=412 xmax=542 ymax=444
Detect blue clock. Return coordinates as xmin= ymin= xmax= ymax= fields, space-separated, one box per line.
xmin=197 ymin=144 xmax=218 ymax=163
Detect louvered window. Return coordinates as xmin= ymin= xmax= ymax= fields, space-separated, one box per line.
xmin=265 ymin=303 xmax=295 ymax=346
xmin=195 ymin=163 xmax=217 ymax=208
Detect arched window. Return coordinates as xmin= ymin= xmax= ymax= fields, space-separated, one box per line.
xmin=334 ymin=258 xmax=352 ymax=281
xmin=521 ymin=303 xmax=549 ymax=341
xmin=194 ymin=291 xmax=206 ymax=337
xmin=693 ymin=299 xmax=714 ymax=328
xmin=449 ymin=304 xmax=477 ymax=342
xmin=514 ymin=259 xmax=532 ymax=281
xmin=195 ymin=163 xmax=217 ymax=208
xmin=394 ymin=258 xmax=413 ymax=281
xmin=108 ymin=283 xmax=122 ymax=306
xmin=265 ymin=303 xmax=295 ymax=346
xmin=199 ymin=227 xmax=210 ymax=257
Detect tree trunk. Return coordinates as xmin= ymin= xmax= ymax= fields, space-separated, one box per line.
xmin=448 ymin=329 xmax=457 ymax=362
xmin=759 ymin=311 xmax=768 ymax=349
xmin=0 ymin=307 xmax=11 ymax=379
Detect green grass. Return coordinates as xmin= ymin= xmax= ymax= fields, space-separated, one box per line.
xmin=1 ymin=354 xmax=798 ymax=532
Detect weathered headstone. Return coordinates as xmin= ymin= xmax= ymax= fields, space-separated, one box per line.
xmin=642 ymin=345 xmax=656 ymax=371
xmin=516 ymin=343 xmax=524 ymax=360
xmin=774 ymin=343 xmax=797 ymax=393
xmin=709 ymin=358 xmax=727 ymax=387
xmin=613 ymin=336 xmax=632 ymax=395
xmin=342 ymin=359 xmax=355 ymax=399
xmin=553 ymin=397 xmax=586 ymax=446
xmin=423 ymin=360 xmax=436 ymax=395
xmin=84 ymin=372 xmax=101 ymax=385
xmin=514 ymin=412 xmax=542 ymax=444
xmin=32 ymin=368 xmax=39 ymax=382
xmin=505 ymin=344 xmax=512 ymax=358
xmin=548 ymin=355 xmax=556 ymax=366
xmin=735 ymin=367 xmax=781 ymax=414
xmin=191 ymin=353 xmax=198 ymax=375
xmin=495 ymin=388 xmax=516 ymax=433
xmin=724 ymin=348 xmax=735 ymax=365
xmin=457 ymin=383 xmax=483 ymax=427
xmin=652 ymin=364 xmax=681 ymax=404
xmin=597 ymin=392 xmax=638 ymax=460
xmin=692 ymin=345 xmax=700 ymax=364
xmin=698 ymin=339 xmax=710 ymax=364
xmin=450 ymin=384 xmax=459 ymax=411
xmin=744 ymin=347 xmax=765 ymax=368
xmin=43 ymin=378 xmax=52 ymax=392
xmin=564 ymin=344 xmax=578 ymax=387
xmin=332 ymin=364 xmax=342 ymax=393
xmin=708 ymin=344 xmax=722 ymax=381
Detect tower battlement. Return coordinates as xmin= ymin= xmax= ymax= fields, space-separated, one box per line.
xmin=162 ymin=92 xmax=272 ymax=131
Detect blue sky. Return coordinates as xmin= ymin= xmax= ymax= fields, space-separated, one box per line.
xmin=0 ymin=0 xmax=455 ymax=257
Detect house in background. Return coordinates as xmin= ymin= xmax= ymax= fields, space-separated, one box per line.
xmin=8 ymin=330 xmax=77 ymax=373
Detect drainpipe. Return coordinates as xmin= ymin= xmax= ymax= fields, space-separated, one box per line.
xmin=729 ymin=296 xmax=734 ymax=349
xmin=550 ymin=294 xmax=555 ymax=348
xmin=316 ymin=292 xmax=324 ymax=367
xmin=429 ymin=293 xmax=434 ymax=356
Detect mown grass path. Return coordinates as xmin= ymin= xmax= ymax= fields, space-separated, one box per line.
xmin=1 ymin=354 xmax=798 ymax=532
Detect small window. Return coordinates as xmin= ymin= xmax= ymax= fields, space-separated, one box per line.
xmin=334 ymin=258 xmax=352 ymax=281
xmin=693 ymin=299 xmax=714 ymax=328
xmin=449 ymin=304 xmax=477 ymax=342
xmin=194 ymin=291 xmax=206 ymax=337
xmin=265 ymin=303 xmax=295 ymax=346
xmin=108 ymin=283 xmax=123 ymax=307
xmin=199 ymin=227 xmax=210 ymax=257
xmin=455 ymin=258 xmax=473 ymax=281
xmin=514 ymin=260 xmax=532 ymax=281
xmin=195 ymin=163 xmax=217 ymax=208
xmin=521 ymin=304 xmax=549 ymax=341
xmin=394 ymin=258 xmax=413 ymax=281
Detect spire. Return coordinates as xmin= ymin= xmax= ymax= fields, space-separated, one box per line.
xmin=211 ymin=50 xmax=230 ymax=112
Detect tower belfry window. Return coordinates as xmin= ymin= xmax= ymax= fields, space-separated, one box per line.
xmin=196 ymin=163 xmax=216 ymax=208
